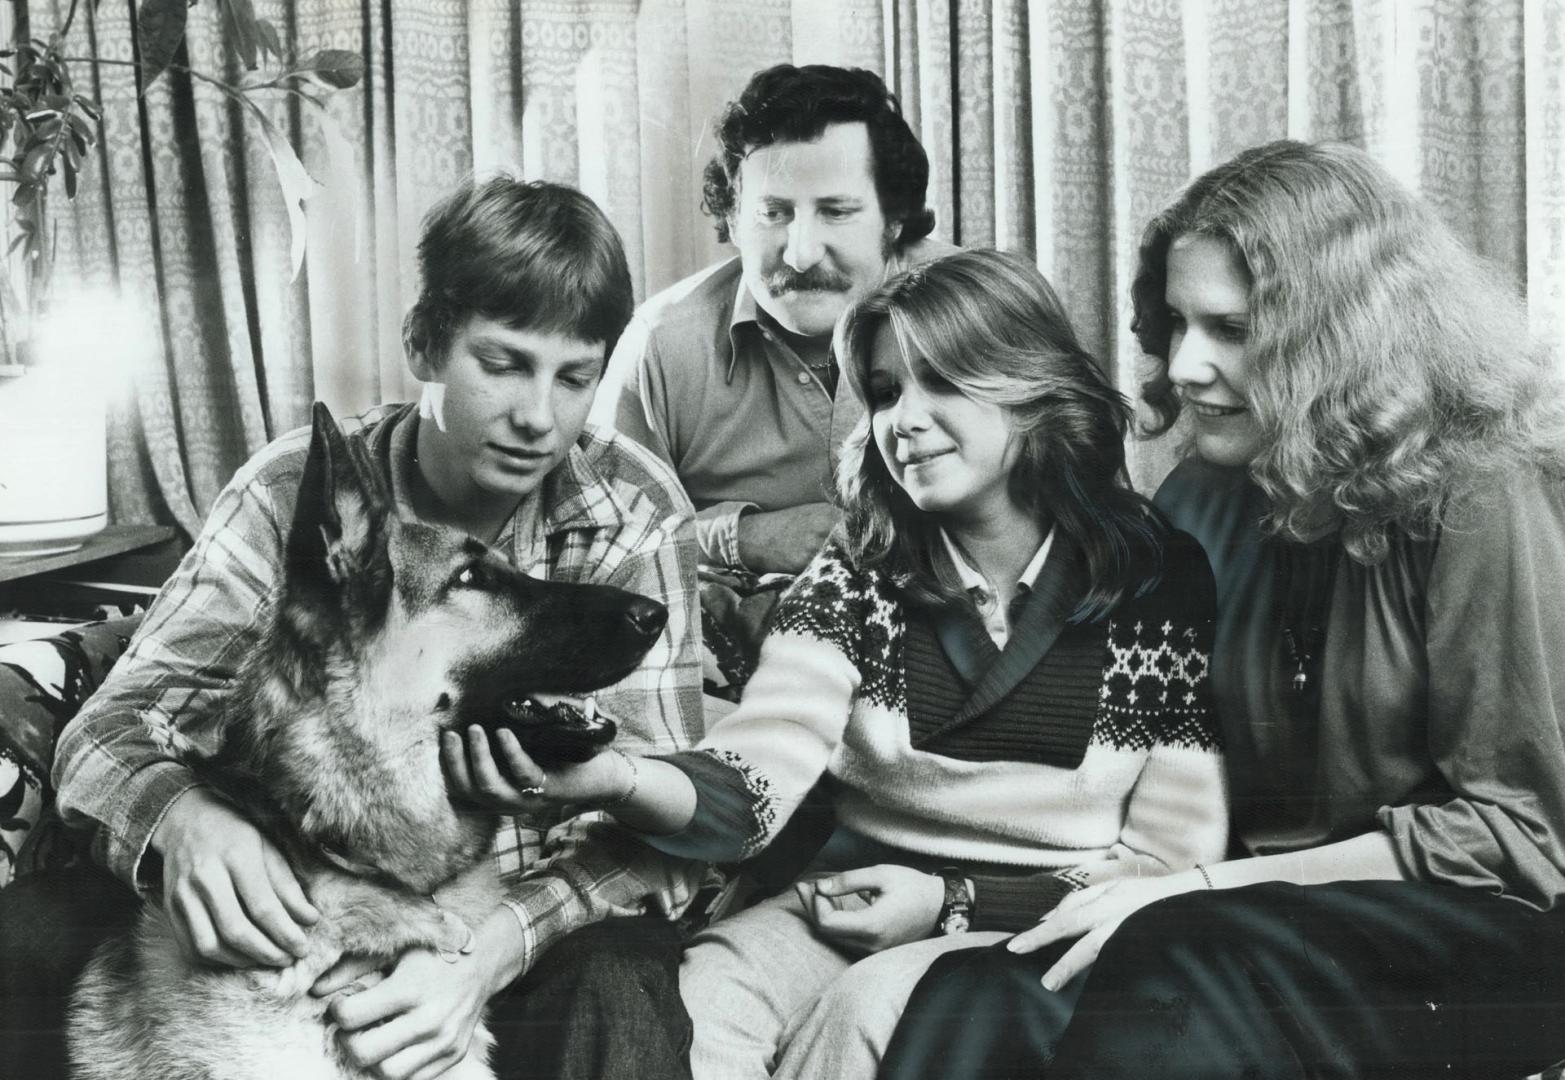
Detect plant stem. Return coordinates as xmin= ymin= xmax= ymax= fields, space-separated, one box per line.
xmin=61 ymin=53 xmax=258 ymax=103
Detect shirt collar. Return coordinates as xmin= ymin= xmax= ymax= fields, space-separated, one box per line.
xmin=939 ymin=526 xmax=1058 ymax=599
xmin=536 ymin=433 xmax=635 ymax=535
xmin=725 ymin=276 xmax=764 ymax=383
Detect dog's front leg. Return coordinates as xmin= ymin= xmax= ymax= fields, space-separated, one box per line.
xmin=312 ymin=872 xmax=481 ymax=963
xmin=262 ymin=935 xmax=354 ymax=1000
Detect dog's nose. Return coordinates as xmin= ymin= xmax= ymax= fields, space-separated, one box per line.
xmin=625 ymin=597 xmax=667 ymax=640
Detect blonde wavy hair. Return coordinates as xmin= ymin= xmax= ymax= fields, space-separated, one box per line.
xmin=1136 ymin=139 xmax=1565 ymax=563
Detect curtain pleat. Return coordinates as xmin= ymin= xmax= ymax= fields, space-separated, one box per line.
xmin=25 ymin=0 xmax=1562 ymax=533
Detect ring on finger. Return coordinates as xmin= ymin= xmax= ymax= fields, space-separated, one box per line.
xmin=517 ymin=783 xmax=545 ymax=797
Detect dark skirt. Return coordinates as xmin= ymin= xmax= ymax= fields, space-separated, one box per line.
xmin=880 ymin=880 xmax=1565 ymax=1080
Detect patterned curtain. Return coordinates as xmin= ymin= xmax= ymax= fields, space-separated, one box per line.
xmin=33 ymin=0 xmax=1565 ymax=534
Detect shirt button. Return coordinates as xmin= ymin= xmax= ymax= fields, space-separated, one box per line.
xmin=797 ymin=372 xmax=811 ymax=385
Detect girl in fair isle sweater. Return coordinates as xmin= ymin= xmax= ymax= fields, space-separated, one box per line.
xmin=503 ymin=249 xmax=1226 ymax=1079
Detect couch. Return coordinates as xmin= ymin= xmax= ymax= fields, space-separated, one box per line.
xmin=0 ymin=616 xmax=141 ymax=889
xmin=4 ymin=616 xmax=1563 ymax=1080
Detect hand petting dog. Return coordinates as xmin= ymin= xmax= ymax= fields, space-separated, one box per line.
xmin=441 ymin=695 xmax=633 ymax=812
xmin=315 ymin=915 xmax=524 ymax=1080
xmin=150 ymin=786 xmax=320 ymax=968
xmin=442 ymin=699 xmax=700 ymax=839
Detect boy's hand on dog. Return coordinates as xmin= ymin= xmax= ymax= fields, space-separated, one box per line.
xmin=151 ymin=786 xmax=320 ymax=968
xmin=796 ymin=864 xmax=945 ymax=954
xmin=327 ymin=934 xmax=508 ymax=1080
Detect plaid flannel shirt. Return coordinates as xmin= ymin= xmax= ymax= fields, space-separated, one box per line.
xmin=52 ymin=403 xmax=708 ymax=974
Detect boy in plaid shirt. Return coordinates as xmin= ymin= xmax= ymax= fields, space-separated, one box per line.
xmin=3 ymin=177 xmax=706 ymax=1080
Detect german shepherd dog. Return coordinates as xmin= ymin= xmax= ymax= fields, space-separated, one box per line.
xmin=68 ymin=404 xmax=667 ymax=1079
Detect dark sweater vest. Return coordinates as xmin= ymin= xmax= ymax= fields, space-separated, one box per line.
xmin=903 ymin=605 xmax=1105 ymax=769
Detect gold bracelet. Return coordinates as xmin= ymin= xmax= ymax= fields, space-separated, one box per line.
xmin=602 ymin=748 xmax=639 ymax=809
xmin=1194 ymin=863 xmax=1215 ymax=889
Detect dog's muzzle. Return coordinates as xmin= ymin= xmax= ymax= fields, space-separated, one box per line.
xmin=496 ymin=695 xmax=617 ymax=769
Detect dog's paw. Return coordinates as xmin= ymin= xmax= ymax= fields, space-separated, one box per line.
xmin=262 ymin=950 xmax=343 ymax=999
xmin=269 ymin=958 xmax=316 ymax=999
xmin=431 ymin=906 xmax=478 ymax=961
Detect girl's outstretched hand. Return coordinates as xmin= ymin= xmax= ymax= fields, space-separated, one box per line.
xmin=1008 ymin=872 xmax=1205 ymax=991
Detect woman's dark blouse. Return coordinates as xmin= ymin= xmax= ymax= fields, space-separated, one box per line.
xmin=1155 ymin=458 xmax=1565 ymax=909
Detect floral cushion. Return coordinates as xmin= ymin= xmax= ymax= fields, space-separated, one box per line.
xmin=0 ymin=617 xmax=140 ymax=889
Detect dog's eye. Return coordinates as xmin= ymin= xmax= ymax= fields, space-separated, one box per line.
xmin=455 ymin=566 xmax=476 ymax=587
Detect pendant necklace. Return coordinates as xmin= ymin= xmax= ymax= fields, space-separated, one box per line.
xmin=1276 ymin=538 xmax=1341 ymax=700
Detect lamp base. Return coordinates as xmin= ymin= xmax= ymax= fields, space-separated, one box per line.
xmin=0 ymin=513 xmax=109 ymax=558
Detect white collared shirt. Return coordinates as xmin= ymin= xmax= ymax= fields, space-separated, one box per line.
xmin=939 ymin=527 xmax=1057 ymax=648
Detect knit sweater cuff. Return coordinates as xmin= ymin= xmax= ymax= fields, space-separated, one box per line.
xmin=970 ymin=872 xmax=1077 ymax=933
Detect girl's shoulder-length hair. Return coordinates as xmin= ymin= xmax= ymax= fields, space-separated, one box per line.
xmin=833 ymin=247 xmax=1168 ymax=622
xmin=1134 ymin=138 xmax=1565 ymax=563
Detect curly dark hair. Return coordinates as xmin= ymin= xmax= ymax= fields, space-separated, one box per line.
xmin=701 ymin=64 xmax=935 ymax=249
xmin=402 ymin=176 xmax=634 ymax=367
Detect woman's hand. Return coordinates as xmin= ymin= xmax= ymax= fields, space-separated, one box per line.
xmin=1008 ymin=872 xmax=1204 ymax=990
xmin=797 ymin=865 xmax=945 ymax=955
xmin=439 ymin=723 xmax=633 ymax=813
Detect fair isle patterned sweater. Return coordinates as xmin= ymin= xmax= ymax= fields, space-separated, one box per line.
xmin=651 ymin=529 xmax=1229 ymax=932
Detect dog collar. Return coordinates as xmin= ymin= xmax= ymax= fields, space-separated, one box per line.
xmin=316 ymin=843 xmax=476 ymax=962
xmin=318 ymin=842 xmax=391 ymax=882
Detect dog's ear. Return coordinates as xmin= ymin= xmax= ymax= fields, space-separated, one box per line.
xmin=286 ymin=403 xmax=393 ymax=616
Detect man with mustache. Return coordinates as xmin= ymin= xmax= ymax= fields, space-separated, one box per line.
xmin=595 ymin=64 xmax=952 ymax=696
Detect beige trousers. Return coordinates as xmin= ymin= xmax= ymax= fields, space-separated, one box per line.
xmin=679 ymin=886 xmax=1007 ymax=1080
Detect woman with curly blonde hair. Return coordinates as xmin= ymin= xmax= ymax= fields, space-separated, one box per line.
xmin=880 ymin=140 xmax=1565 ymax=1079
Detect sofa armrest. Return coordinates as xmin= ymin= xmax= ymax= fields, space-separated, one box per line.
xmin=0 ymin=616 xmax=143 ymax=889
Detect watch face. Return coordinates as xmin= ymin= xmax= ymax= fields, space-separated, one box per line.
xmin=941 ymin=912 xmax=971 ymax=935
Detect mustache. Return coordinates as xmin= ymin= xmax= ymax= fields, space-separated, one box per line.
xmin=764 ymin=266 xmax=853 ymax=294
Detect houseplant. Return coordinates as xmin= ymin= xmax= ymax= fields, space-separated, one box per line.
xmin=0 ymin=0 xmax=363 ymax=557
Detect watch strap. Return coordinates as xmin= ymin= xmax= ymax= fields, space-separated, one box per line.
xmin=936 ymin=866 xmax=973 ymax=935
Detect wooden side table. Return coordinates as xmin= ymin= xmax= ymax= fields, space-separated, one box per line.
xmin=0 ymin=526 xmax=181 ymax=640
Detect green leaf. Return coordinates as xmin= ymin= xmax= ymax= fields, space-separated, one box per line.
xmin=220 ymin=0 xmax=261 ymax=71
xmin=62 ymin=154 xmax=77 ymax=197
xmin=296 ymin=48 xmax=364 ymax=89
xmin=67 ymin=112 xmax=96 ymax=138
xmin=250 ymin=107 xmax=319 ymax=277
xmin=137 ymin=0 xmax=189 ymax=89
xmin=20 ymin=142 xmax=54 ymax=183
xmin=255 ymin=17 xmax=283 ymax=62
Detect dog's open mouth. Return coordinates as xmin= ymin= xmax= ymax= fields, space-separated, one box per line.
xmin=496 ymin=693 xmax=617 ymax=769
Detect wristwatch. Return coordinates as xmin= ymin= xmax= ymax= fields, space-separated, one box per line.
xmin=936 ymin=868 xmax=973 ymax=935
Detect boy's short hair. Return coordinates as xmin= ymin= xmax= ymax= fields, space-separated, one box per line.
xmin=402 ymin=177 xmax=635 ymax=366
